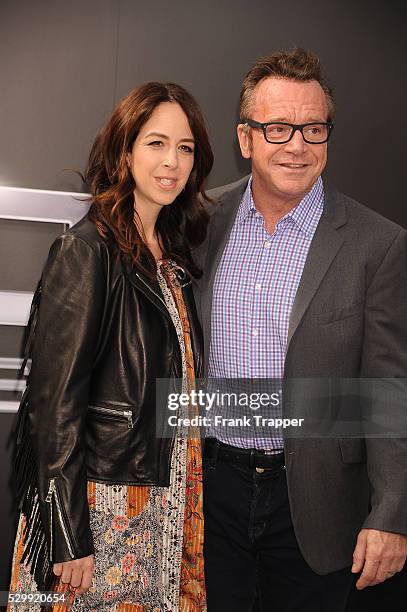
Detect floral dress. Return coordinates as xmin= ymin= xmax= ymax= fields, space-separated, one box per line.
xmin=8 ymin=260 xmax=206 ymax=612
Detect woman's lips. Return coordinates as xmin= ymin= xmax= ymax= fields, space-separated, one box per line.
xmin=154 ymin=177 xmax=178 ymax=190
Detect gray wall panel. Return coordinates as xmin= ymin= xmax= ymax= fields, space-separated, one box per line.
xmin=0 ymin=219 xmax=65 ymax=290
xmin=0 ymin=0 xmax=119 ymax=191
xmin=0 ymin=327 xmax=25 ymax=359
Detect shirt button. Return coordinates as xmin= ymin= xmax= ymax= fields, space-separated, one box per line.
xmin=264 ymin=240 xmax=271 ymax=249
xmin=255 ymin=283 xmax=262 ymax=291
xmin=252 ymin=329 xmax=259 ymax=337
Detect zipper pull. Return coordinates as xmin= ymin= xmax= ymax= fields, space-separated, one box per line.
xmin=124 ymin=410 xmax=133 ymax=429
xmin=45 ymin=478 xmax=56 ymax=503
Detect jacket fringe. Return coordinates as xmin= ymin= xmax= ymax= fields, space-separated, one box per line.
xmin=12 ymin=279 xmax=55 ymax=591
xmin=19 ymin=278 xmax=42 ymax=379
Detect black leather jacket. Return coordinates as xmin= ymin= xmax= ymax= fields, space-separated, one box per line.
xmin=15 ymin=216 xmax=202 ymax=582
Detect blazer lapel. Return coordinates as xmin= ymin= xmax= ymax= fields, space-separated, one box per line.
xmin=286 ymin=183 xmax=347 ymax=353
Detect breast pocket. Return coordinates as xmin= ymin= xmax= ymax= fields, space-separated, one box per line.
xmin=316 ymin=302 xmax=363 ymax=325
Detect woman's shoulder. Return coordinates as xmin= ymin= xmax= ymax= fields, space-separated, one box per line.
xmin=53 ymin=215 xmax=110 ymax=260
xmin=43 ymin=215 xmax=112 ymax=276
xmin=65 ymin=215 xmax=105 ymax=246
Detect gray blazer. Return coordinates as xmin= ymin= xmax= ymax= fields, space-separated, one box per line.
xmin=194 ymin=175 xmax=407 ymax=574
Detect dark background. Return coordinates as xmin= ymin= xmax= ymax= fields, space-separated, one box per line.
xmin=1 ymin=1 xmax=406 ymax=608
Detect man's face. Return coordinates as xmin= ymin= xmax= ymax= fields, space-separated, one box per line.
xmin=237 ymin=77 xmax=329 ymax=207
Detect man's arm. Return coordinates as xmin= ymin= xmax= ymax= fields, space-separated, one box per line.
xmin=354 ymin=228 xmax=407 ymax=588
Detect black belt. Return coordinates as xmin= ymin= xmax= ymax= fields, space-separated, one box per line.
xmin=204 ymin=438 xmax=285 ymax=469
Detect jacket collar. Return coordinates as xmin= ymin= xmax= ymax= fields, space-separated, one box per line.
xmin=123 ymin=257 xmax=203 ymax=377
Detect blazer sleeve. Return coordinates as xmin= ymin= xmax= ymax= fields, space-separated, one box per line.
xmin=16 ymin=232 xmax=106 ymax=586
xmin=360 ymin=228 xmax=407 ymax=535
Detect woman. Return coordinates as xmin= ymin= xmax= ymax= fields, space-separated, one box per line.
xmin=9 ymin=82 xmax=213 ymax=611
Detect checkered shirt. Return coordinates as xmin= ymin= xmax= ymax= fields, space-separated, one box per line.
xmin=207 ymin=176 xmax=324 ymax=450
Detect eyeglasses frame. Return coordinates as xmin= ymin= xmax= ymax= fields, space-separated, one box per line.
xmin=242 ymin=118 xmax=334 ymax=144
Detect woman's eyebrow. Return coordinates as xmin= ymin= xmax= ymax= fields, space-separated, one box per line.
xmin=143 ymin=132 xmax=195 ymax=143
xmin=143 ymin=131 xmax=169 ymax=139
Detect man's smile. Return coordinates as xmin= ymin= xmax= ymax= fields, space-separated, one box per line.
xmin=277 ymin=162 xmax=309 ymax=169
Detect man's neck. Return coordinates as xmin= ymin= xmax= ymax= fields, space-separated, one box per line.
xmin=251 ymin=180 xmax=302 ymax=235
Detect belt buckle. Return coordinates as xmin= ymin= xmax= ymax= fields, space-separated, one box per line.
xmin=252 ymin=448 xmax=266 ymax=471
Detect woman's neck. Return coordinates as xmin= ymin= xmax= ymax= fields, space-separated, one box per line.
xmin=134 ymin=204 xmax=163 ymax=261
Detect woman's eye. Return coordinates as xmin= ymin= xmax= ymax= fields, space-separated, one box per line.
xmin=148 ymin=140 xmax=163 ymax=147
xmin=179 ymin=144 xmax=194 ymax=153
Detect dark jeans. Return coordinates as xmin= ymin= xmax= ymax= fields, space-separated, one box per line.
xmin=203 ymin=441 xmax=355 ymax=612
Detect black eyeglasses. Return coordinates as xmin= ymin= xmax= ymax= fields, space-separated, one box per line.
xmin=243 ymin=118 xmax=334 ymax=144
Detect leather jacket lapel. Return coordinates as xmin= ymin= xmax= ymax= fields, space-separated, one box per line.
xmin=121 ymin=258 xmax=172 ymax=322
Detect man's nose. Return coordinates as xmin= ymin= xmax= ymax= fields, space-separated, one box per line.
xmin=284 ymin=129 xmax=307 ymax=154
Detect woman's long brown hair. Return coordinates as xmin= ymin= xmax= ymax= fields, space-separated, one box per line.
xmin=85 ymin=82 xmax=213 ymax=278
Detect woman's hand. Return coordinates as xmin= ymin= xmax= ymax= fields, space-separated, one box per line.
xmin=53 ymin=555 xmax=95 ymax=595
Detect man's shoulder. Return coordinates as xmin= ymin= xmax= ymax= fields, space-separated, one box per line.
xmin=206 ymin=175 xmax=250 ymax=207
xmin=325 ymin=184 xmax=405 ymax=239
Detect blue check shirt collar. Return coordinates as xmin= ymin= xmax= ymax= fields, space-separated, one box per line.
xmin=236 ymin=175 xmax=324 ymax=236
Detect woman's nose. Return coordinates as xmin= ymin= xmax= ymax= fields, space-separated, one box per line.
xmin=162 ymin=148 xmax=178 ymax=168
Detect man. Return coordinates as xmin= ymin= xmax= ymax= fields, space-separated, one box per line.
xmin=194 ymin=48 xmax=407 ymax=611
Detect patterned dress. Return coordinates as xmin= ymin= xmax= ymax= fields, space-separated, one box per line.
xmin=8 ymin=260 xmax=206 ymax=612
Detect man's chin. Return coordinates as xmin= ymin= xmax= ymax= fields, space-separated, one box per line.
xmin=273 ymin=178 xmax=317 ymax=200
xmin=252 ymin=173 xmax=317 ymax=206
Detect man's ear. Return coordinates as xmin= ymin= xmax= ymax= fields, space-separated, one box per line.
xmin=237 ymin=124 xmax=252 ymax=159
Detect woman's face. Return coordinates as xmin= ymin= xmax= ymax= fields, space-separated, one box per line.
xmin=128 ymin=102 xmax=195 ymax=214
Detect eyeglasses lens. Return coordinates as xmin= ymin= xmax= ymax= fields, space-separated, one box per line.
xmin=265 ymin=123 xmax=329 ymax=143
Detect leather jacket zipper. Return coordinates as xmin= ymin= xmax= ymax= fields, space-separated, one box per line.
xmin=46 ymin=482 xmax=54 ymax=561
xmin=45 ymin=478 xmax=75 ymax=559
xmin=88 ymin=404 xmax=134 ymax=429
